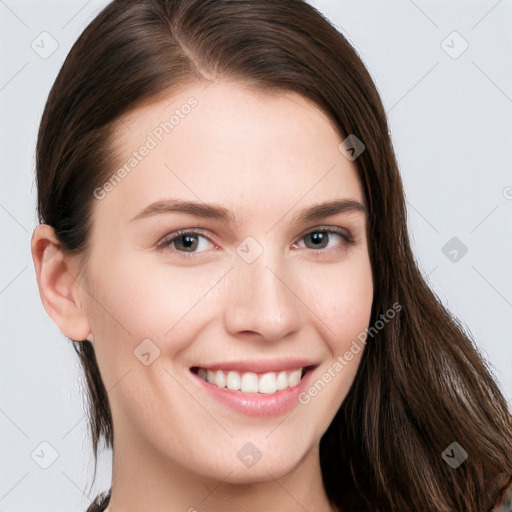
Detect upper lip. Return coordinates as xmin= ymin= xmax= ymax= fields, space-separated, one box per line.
xmin=191 ymin=358 xmax=319 ymax=374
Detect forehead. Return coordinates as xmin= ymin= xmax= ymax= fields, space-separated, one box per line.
xmin=94 ymin=81 xmax=365 ymax=227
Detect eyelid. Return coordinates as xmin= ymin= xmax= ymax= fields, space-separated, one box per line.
xmin=301 ymin=224 xmax=353 ymax=240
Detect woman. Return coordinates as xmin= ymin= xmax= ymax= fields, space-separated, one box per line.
xmin=30 ymin=0 xmax=512 ymax=510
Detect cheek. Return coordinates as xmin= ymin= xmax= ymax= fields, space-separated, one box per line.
xmin=296 ymin=258 xmax=373 ymax=425
xmin=305 ymin=255 xmax=374 ymax=351
xmin=84 ymin=256 xmax=227 ymax=369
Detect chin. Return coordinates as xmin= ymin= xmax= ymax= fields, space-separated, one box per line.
xmin=190 ymin=437 xmax=315 ymax=485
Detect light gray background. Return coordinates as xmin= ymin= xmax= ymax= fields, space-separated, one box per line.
xmin=1 ymin=1 xmax=511 ymax=511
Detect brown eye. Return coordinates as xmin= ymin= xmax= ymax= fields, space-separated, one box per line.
xmin=156 ymin=230 xmax=213 ymax=258
xmin=171 ymin=233 xmax=200 ymax=252
xmin=304 ymin=231 xmax=331 ymax=249
xmin=298 ymin=227 xmax=354 ymax=252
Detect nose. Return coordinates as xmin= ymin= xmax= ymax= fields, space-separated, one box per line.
xmin=223 ymin=243 xmax=305 ymax=343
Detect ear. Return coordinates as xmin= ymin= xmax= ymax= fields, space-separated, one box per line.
xmin=31 ymin=224 xmax=94 ymax=343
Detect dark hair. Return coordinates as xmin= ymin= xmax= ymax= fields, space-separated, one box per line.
xmin=35 ymin=1 xmax=512 ymax=510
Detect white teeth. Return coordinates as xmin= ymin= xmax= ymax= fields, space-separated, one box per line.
xmin=226 ymin=371 xmax=241 ymax=391
xmin=240 ymin=372 xmax=259 ymax=393
xmin=288 ymin=369 xmax=302 ymax=387
xmin=196 ymin=367 xmax=306 ymax=394
xmin=258 ymin=372 xmax=277 ymax=394
xmin=214 ymin=370 xmax=226 ymax=388
xmin=276 ymin=370 xmax=288 ymax=390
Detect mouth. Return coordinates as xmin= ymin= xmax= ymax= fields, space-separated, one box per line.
xmin=190 ymin=365 xmax=314 ymax=395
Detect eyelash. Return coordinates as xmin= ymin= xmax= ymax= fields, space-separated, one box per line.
xmin=156 ymin=226 xmax=355 ymax=259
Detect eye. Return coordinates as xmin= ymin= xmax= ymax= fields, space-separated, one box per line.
xmin=294 ymin=226 xmax=355 ymax=253
xmin=156 ymin=229 xmax=213 ymax=258
xmin=156 ymin=225 xmax=355 ymax=259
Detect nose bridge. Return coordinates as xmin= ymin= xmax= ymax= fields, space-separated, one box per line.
xmin=224 ymin=235 xmax=303 ymax=341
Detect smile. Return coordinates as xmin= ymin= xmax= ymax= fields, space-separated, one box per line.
xmin=193 ymin=367 xmax=307 ymax=394
xmin=189 ymin=358 xmax=318 ymax=417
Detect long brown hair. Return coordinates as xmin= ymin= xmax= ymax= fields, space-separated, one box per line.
xmin=34 ymin=1 xmax=512 ymax=510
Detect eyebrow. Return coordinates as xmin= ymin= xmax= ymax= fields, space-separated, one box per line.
xmin=130 ymin=198 xmax=367 ymax=225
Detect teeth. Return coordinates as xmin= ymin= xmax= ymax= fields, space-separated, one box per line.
xmin=288 ymin=369 xmax=302 ymax=387
xmin=214 ymin=370 xmax=226 ymax=388
xmin=226 ymin=371 xmax=241 ymax=390
xmin=197 ymin=367 xmax=306 ymax=394
xmin=241 ymin=372 xmax=259 ymax=393
xmin=258 ymin=372 xmax=277 ymax=394
xmin=276 ymin=371 xmax=288 ymax=390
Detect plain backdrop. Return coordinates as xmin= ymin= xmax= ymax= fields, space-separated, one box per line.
xmin=1 ymin=1 xmax=511 ymax=511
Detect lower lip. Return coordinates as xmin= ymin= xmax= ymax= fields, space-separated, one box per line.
xmin=190 ymin=368 xmax=316 ymax=417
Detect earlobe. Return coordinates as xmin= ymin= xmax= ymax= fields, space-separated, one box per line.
xmin=31 ymin=224 xmax=93 ymax=343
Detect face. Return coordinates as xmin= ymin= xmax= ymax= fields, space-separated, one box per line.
xmin=77 ymin=81 xmax=373 ymax=483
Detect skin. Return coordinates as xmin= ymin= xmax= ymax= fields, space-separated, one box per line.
xmin=31 ymin=81 xmax=374 ymax=512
